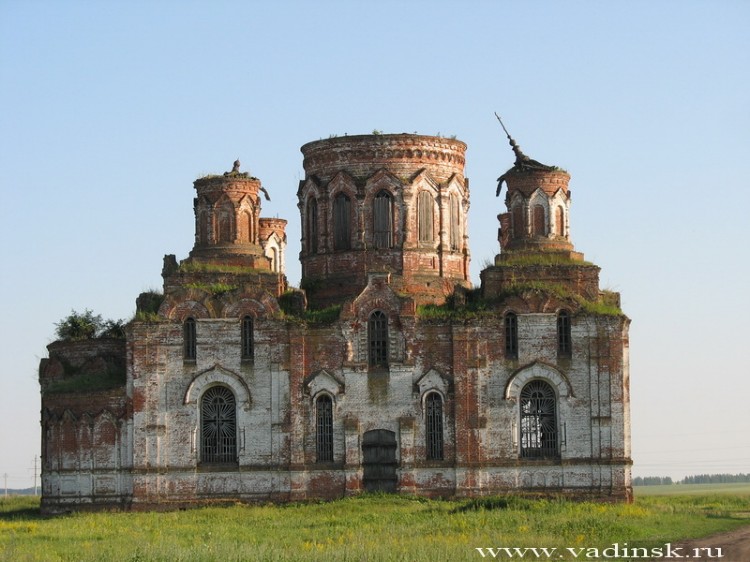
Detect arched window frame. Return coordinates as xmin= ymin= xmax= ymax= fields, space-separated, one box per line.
xmin=557 ymin=310 xmax=572 ymax=357
xmin=505 ymin=312 xmax=518 ymax=359
xmin=417 ymin=190 xmax=435 ymax=244
xmin=425 ymin=391 xmax=444 ymax=461
xmin=315 ymin=393 xmax=334 ymax=463
xmin=368 ymin=310 xmax=388 ymax=368
xmin=306 ymin=197 xmax=318 ymax=254
xmin=519 ymin=380 xmax=559 ymax=459
xmin=512 ymin=204 xmax=524 ymax=239
xmin=373 ymin=190 xmax=394 ymax=249
xmin=332 ymin=192 xmax=352 ymax=251
xmin=200 ymin=385 xmax=238 ymax=464
xmin=184 ymin=317 xmax=196 ymax=361
xmin=532 ymin=204 xmax=546 ymax=236
xmin=449 ymin=193 xmax=461 ymax=251
xmin=555 ymin=205 xmax=565 ymax=237
xmin=241 ymin=315 xmax=254 ymax=361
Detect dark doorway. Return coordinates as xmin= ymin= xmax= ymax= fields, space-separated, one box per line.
xmin=362 ymin=429 xmax=398 ymax=493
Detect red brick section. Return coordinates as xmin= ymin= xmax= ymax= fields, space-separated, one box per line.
xmin=299 ymin=134 xmax=470 ymax=309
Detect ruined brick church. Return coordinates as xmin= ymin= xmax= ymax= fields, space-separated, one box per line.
xmin=39 ymin=131 xmax=632 ymax=512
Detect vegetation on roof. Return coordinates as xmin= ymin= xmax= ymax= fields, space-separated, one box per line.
xmin=54 ymin=310 xmax=126 ymax=341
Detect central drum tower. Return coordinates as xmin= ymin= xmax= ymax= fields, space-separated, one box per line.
xmin=298 ymin=134 xmax=470 ymax=308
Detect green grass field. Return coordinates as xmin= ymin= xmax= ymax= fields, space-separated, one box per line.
xmin=2 ymin=487 xmax=749 ymax=561
xmin=634 ymin=481 xmax=750 ymax=496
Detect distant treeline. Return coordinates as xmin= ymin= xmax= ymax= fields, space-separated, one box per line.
xmin=634 ymin=473 xmax=750 ymax=486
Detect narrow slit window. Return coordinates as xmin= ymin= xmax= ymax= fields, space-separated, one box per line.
xmin=418 ymin=191 xmax=434 ymax=243
xmin=505 ymin=312 xmax=518 ymax=359
xmin=368 ymin=310 xmax=388 ymax=367
xmin=557 ymin=310 xmax=572 ymax=357
xmin=333 ymin=193 xmax=351 ymax=251
xmin=316 ymin=395 xmax=334 ymax=462
xmin=306 ymin=198 xmax=318 ymax=254
xmin=184 ymin=317 xmax=196 ymax=360
xmin=241 ymin=315 xmax=254 ymax=360
xmin=373 ymin=191 xmax=393 ymax=249
xmin=426 ymin=392 xmax=444 ymax=461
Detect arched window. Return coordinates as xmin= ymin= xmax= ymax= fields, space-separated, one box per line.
xmin=520 ymin=380 xmax=558 ymax=458
xmin=217 ymin=201 xmax=234 ymax=243
xmin=512 ymin=205 xmax=524 ymax=238
xmin=449 ymin=193 xmax=461 ymax=250
xmin=241 ymin=316 xmax=254 ymax=360
xmin=239 ymin=209 xmax=253 ymax=242
xmin=505 ymin=312 xmax=518 ymax=359
xmin=555 ymin=206 xmax=565 ymax=237
xmin=368 ymin=310 xmax=388 ymax=367
xmin=557 ymin=310 xmax=572 ymax=357
xmin=306 ymin=198 xmax=318 ymax=254
xmin=333 ymin=193 xmax=351 ymax=251
xmin=417 ymin=191 xmax=434 ymax=243
xmin=269 ymin=247 xmax=279 ymax=273
xmin=425 ymin=392 xmax=444 ymax=461
xmin=316 ymin=394 xmax=334 ymax=462
xmin=533 ymin=205 xmax=546 ymax=236
xmin=373 ymin=191 xmax=393 ymax=249
xmin=200 ymin=386 xmax=237 ymax=464
xmin=183 ymin=317 xmax=196 ymax=360
xmin=199 ymin=210 xmax=210 ymax=245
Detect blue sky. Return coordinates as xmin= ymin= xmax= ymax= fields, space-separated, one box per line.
xmin=1 ymin=0 xmax=748 ymax=489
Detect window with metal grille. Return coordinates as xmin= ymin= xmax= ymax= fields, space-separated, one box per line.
xmin=306 ymin=198 xmax=318 ymax=254
xmin=368 ymin=310 xmax=388 ymax=367
xmin=449 ymin=193 xmax=461 ymax=250
xmin=425 ymin=392 xmax=444 ymax=461
xmin=505 ymin=312 xmax=518 ymax=359
xmin=183 ymin=317 xmax=196 ymax=361
xmin=333 ymin=193 xmax=351 ymax=251
xmin=557 ymin=310 xmax=572 ymax=357
xmin=316 ymin=395 xmax=334 ymax=462
xmin=373 ymin=191 xmax=393 ymax=249
xmin=200 ymin=386 xmax=237 ymax=464
xmin=520 ymin=380 xmax=558 ymax=458
xmin=241 ymin=316 xmax=253 ymax=360
xmin=417 ymin=191 xmax=434 ymax=243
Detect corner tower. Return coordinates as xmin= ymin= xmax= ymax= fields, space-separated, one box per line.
xmin=298 ymin=134 xmax=470 ymax=308
xmin=481 ymin=124 xmax=602 ymax=302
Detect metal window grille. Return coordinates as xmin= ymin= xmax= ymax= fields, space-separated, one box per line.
xmin=306 ymin=198 xmax=318 ymax=253
xmin=520 ymin=380 xmax=558 ymax=458
xmin=183 ymin=318 xmax=196 ymax=360
xmin=316 ymin=395 xmax=334 ymax=462
xmin=201 ymin=386 xmax=237 ymax=464
xmin=557 ymin=310 xmax=572 ymax=357
xmin=426 ymin=393 xmax=444 ymax=461
xmin=241 ymin=316 xmax=254 ymax=360
xmin=333 ymin=193 xmax=351 ymax=251
xmin=373 ymin=191 xmax=393 ymax=249
xmin=505 ymin=312 xmax=518 ymax=359
xmin=368 ymin=311 xmax=388 ymax=367
xmin=418 ymin=191 xmax=434 ymax=243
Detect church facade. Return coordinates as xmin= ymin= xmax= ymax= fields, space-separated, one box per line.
xmin=39 ymin=133 xmax=632 ymax=512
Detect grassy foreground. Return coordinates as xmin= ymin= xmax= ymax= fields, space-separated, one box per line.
xmin=1 ymin=491 xmax=749 ymax=561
